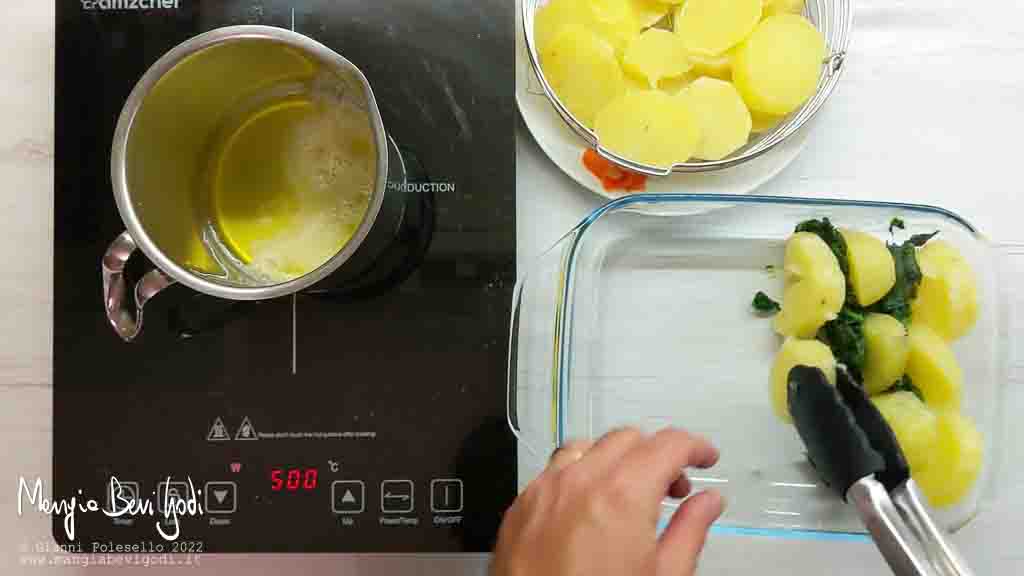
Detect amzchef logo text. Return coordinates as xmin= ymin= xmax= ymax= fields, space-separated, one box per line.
xmin=81 ymin=0 xmax=180 ymax=10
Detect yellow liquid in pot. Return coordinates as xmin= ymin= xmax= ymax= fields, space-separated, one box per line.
xmin=199 ymin=73 xmax=376 ymax=283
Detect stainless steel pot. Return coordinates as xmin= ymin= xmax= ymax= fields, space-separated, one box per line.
xmin=102 ymin=25 xmax=392 ymax=341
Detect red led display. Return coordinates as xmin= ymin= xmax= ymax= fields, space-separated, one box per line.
xmin=270 ymin=468 xmax=319 ymax=492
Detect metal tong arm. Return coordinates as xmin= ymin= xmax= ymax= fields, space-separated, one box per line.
xmin=891 ymin=480 xmax=976 ymax=576
xmin=848 ymin=477 xmax=937 ymax=576
xmin=848 ymin=477 xmax=975 ymax=576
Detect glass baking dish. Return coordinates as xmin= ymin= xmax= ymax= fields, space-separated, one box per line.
xmin=508 ymin=194 xmax=1024 ymax=538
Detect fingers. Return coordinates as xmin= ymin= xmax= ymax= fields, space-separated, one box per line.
xmin=656 ymin=490 xmax=725 ymax=576
xmin=619 ymin=428 xmax=720 ymax=499
xmin=572 ymin=427 xmax=646 ymax=477
xmin=548 ymin=439 xmax=594 ymax=472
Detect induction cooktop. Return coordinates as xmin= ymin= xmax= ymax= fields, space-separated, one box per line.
xmin=53 ymin=0 xmax=516 ymax=554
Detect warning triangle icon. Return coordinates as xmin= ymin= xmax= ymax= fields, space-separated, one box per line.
xmin=235 ymin=417 xmax=258 ymax=441
xmin=341 ymin=490 xmax=356 ymax=504
xmin=207 ymin=418 xmax=230 ymax=442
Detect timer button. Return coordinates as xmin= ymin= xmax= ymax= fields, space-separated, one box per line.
xmin=331 ymin=480 xmax=365 ymax=514
xmin=204 ymin=481 xmax=237 ymax=514
xmin=105 ymin=481 xmax=140 ymax=514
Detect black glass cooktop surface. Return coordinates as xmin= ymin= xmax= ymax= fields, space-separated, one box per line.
xmin=54 ymin=0 xmax=515 ymax=553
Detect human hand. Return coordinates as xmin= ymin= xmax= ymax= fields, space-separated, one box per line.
xmin=492 ymin=427 xmax=724 ymax=576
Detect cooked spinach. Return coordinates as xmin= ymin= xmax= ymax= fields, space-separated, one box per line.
xmin=909 ymin=231 xmax=940 ymax=247
xmin=868 ymin=237 xmax=931 ymax=324
xmin=889 ymin=218 xmax=905 ymax=234
xmin=819 ymin=306 xmax=866 ymax=378
xmin=795 ymin=218 xmax=849 ymax=276
xmin=890 ymin=375 xmax=925 ymax=402
xmin=752 ymin=291 xmax=781 ymax=315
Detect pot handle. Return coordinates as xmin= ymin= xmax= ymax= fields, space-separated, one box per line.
xmin=102 ymin=231 xmax=177 ymax=342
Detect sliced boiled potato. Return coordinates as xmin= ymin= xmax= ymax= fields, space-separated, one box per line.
xmin=681 ymin=77 xmax=752 ymax=160
xmin=630 ymin=0 xmax=671 ymax=28
xmin=872 ymin=391 xmax=939 ymax=473
xmin=751 ymin=110 xmax=784 ymax=133
xmin=914 ymin=412 xmax=984 ymax=508
xmin=540 ymin=23 xmax=627 ymax=127
xmin=771 ymin=338 xmax=836 ymax=423
xmin=594 ymin=90 xmax=701 ymax=168
xmin=535 ymin=0 xmax=640 ymax=56
xmin=862 ymin=313 xmax=909 ymax=395
xmin=688 ymin=51 xmax=733 ymax=80
xmin=657 ymin=72 xmax=698 ymax=94
xmin=674 ymin=0 xmax=762 ymax=56
xmin=773 ymin=232 xmax=846 ymax=338
xmin=625 ymin=72 xmax=653 ymax=93
xmin=905 ymin=324 xmax=963 ymax=411
xmin=733 ymin=14 xmax=826 ymax=115
xmin=622 ymin=28 xmax=693 ymax=88
xmin=582 ymin=0 xmax=642 ymax=52
xmin=535 ymin=0 xmax=579 ymax=54
xmin=912 ymin=240 xmax=979 ymax=341
xmin=762 ymin=0 xmax=806 ymax=18
xmin=840 ymin=228 xmax=896 ymax=306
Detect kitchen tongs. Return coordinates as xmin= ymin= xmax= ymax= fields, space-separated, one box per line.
xmin=787 ymin=366 xmax=975 ymax=576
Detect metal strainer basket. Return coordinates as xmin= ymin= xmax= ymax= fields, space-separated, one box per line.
xmin=522 ymin=0 xmax=854 ymax=176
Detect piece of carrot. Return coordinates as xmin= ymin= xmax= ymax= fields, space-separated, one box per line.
xmin=582 ymin=148 xmax=647 ymax=193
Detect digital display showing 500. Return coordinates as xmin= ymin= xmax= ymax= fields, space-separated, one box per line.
xmin=270 ymin=467 xmax=319 ymax=492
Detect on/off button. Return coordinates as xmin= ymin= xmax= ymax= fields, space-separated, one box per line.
xmin=431 ymin=479 xmax=463 ymax=513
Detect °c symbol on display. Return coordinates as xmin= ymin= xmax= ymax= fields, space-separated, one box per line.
xmin=235 ymin=417 xmax=258 ymax=441
xmin=207 ymin=417 xmax=231 ymax=442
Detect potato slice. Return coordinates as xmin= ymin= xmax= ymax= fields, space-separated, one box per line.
xmin=914 ymin=413 xmax=984 ymax=508
xmin=732 ymin=14 xmax=826 ymax=115
xmin=535 ymin=0 xmax=640 ymax=55
xmin=872 ymin=391 xmax=939 ymax=473
xmin=656 ymin=72 xmax=698 ymax=95
xmin=863 ymin=313 xmax=909 ymax=395
xmin=751 ymin=110 xmax=784 ymax=133
xmin=773 ymin=232 xmax=846 ymax=338
xmin=912 ymin=240 xmax=979 ymax=341
xmin=674 ymin=0 xmax=762 ymax=56
xmin=840 ymin=228 xmax=896 ymax=306
xmin=681 ymin=77 xmax=752 ymax=160
xmin=622 ymin=28 xmax=692 ymax=88
xmin=540 ymin=23 xmax=627 ymax=127
xmin=625 ymin=72 xmax=653 ymax=93
xmin=630 ymin=0 xmax=671 ymax=28
xmin=593 ymin=90 xmax=701 ymax=168
xmin=535 ymin=0 xmax=579 ymax=54
xmin=771 ymin=338 xmax=835 ymax=423
xmin=905 ymin=324 xmax=963 ymax=411
xmin=581 ymin=0 xmax=641 ymax=53
xmin=688 ymin=51 xmax=733 ymax=80
xmin=762 ymin=0 xmax=806 ymax=18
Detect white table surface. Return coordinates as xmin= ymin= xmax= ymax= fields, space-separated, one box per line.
xmin=3 ymin=0 xmax=1024 ymax=573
